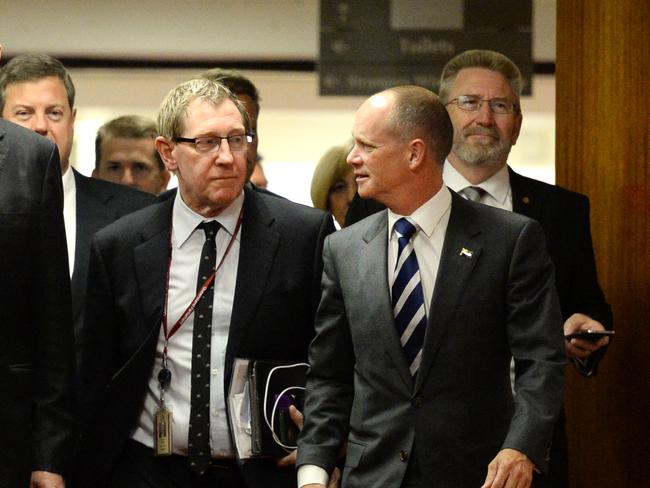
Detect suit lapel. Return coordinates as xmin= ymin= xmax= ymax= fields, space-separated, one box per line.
xmin=133 ymin=200 xmax=173 ymax=329
xmin=72 ymin=170 xmax=118 ymax=319
xmin=361 ymin=212 xmax=414 ymax=390
xmin=226 ymin=189 xmax=280 ymax=362
xmin=414 ymin=194 xmax=483 ymax=393
xmin=510 ymin=167 xmax=543 ymax=220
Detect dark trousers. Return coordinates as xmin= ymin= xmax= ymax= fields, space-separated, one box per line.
xmin=110 ymin=440 xmax=247 ymax=488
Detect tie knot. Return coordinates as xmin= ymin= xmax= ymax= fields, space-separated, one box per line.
xmin=198 ymin=221 xmax=220 ymax=240
xmin=461 ymin=186 xmax=486 ymax=202
xmin=394 ymin=218 xmax=418 ymax=240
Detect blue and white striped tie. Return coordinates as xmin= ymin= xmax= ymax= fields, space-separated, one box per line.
xmin=391 ymin=218 xmax=427 ymax=376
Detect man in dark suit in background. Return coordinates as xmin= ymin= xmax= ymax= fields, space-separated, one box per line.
xmin=93 ymin=114 xmax=171 ymax=195
xmin=75 ymin=78 xmax=333 ymax=487
xmin=297 ymin=86 xmax=565 ymax=488
xmin=200 ymin=68 xmax=268 ymax=188
xmin=1 ymin=39 xmax=74 ymax=488
xmin=0 ymin=53 xmax=156 ymax=367
xmin=438 ymin=50 xmax=612 ymax=486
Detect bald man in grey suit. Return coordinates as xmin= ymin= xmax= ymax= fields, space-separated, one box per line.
xmin=297 ymin=86 xmax=565 ymax=488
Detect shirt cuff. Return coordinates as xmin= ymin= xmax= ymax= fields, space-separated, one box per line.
xmin=297 ymin=464 xmax=329 ymax=487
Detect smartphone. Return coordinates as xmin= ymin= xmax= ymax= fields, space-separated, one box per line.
xmin=565 ymin=329 xmax=615 ymax=342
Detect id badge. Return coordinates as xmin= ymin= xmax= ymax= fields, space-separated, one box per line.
xmin=154 ymin=407 xmax=173 ymax=456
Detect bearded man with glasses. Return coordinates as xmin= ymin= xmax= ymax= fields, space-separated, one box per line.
xmin=74 ymin=78 xmax=334 ymax=488
xmin=440 ymin=50 xmax=613 ymax=488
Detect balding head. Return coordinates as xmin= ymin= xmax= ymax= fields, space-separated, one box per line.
xmin=347 ymin=86 xmax=452 ymax=215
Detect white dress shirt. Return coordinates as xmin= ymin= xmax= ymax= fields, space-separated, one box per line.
xmin=132 ymin=191 xmax=243 ymax=458
xmin=61 ymin=166 xmax=76 ymax=277
xmin=443 ymin=160 xmax=513 ymax=211
xmin=387 ymin=185 xmax=452 ymax=314
xmin=298 ymin=185 xmax=452 ymax=488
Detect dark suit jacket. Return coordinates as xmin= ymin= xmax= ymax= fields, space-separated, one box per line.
xmin=0 ymin=120 xmax=75 ymax=485
xmin=74 ymin=187 xmax=334 ymax=487
xmin=70 ymin=169 xmax=156 ymax=366
xmin=297 ymin=192 xmax=566 ymax=488
xmin=509 ymin=168 xmax=613 ymax=375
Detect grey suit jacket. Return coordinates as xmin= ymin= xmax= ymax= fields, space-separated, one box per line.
xmin=297 ymin=191 xmax=566 ymax=488
xmin=0 ymin=120 xmax=75 ymax=484
xmin=74 ymin=186 xmax=334 ymax=487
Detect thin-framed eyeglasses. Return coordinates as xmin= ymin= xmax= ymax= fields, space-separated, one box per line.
xmin=445 ymin=95 xmax=520 ymax=115
xmin=173 ymin=133 xmax=253 ymax=153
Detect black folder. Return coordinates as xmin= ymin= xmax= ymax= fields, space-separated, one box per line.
xmin=228 ymin=358 xmax=308 ymax=458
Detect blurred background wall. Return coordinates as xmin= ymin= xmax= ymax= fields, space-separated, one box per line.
xmin=2 ymin=0 xmax=557 ymax=204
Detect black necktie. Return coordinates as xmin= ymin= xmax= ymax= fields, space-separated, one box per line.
xmin=188 ymin=221 xmax=220 ymax=475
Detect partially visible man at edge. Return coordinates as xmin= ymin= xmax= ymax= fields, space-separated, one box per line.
xmin=0 ymin=44 xmax=75 ymax=488
xmin=0 ymin=53 xmax=156 ymax=369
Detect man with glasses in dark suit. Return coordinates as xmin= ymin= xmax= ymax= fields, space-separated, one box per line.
xmin=75 ymin=78 xmax=333 ymax=487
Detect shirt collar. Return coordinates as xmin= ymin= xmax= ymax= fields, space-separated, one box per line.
xmin=443 ymin=159 xmax=511 ymax=206
xmin=61 ymin=164 xmax=75 ymax=196
xmin=387 ymin=184 xmax=452 ymax=239
xmin=172 ymin=190 xmax=245 ymax=248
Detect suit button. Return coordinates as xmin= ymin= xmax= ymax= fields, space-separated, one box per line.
xmin=412 ymin=397 xmax=422 ymax=408
xmin=399 ymin=450 xmax=409 ymax=462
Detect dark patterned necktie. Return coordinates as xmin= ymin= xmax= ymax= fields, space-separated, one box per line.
xmin=188 ymin=221 xmax=220 ymax=475
xmin=461 ymin=186 xmax=486 ymax=202
xmin=391 ymin=218 xmax=427 ymax=376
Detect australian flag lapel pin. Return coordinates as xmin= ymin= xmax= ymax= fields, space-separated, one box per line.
xmin=459 ymin=247 xmax=473 ymax=258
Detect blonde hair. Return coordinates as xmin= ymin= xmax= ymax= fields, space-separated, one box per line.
xmin=157 ymin=78 xmax=249 ymax=140
xmin=310 ymin=141 xmax=353 ymax=211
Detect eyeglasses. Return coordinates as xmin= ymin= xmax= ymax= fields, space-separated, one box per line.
xmin=445 ymin=95 xmax=520 ymax=115
xmin=173 ymin=133 xmax=253 ymax=153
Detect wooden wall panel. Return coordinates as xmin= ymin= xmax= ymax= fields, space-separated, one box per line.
xmin=556 ymin=1 xmax=650 ymax=486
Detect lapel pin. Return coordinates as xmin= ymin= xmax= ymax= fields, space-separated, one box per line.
xmin=522 ymin=196 xmax=530 ymax=204
xmin=459 ymin=247 xmax=473 ymax=258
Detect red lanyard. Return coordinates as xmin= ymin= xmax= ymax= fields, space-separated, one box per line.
xmin=160 ymin=206 xmax=244 ymax=360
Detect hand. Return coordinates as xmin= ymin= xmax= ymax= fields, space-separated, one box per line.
xmin=481 ymin=448 xmax=534 ymax=488
xmin=299 ymin=473 xmax=339 ymax=488
xmin=564 ymin=313 xmax=610 ymax=360
xmin=282 ymin=406 xmax=343 ymax=488
xmin=277 ymin=405 xmax=304 ymax=467
xmin=328 ymin=466 xmax=342 ymax=487
xmin=30 ymin=471 xmax=65 ymax=488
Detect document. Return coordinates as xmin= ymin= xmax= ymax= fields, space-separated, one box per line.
xmin=228 ymin=358 xmax=308 ymax=459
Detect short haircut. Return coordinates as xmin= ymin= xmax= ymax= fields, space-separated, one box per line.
xmin=438 ymin=49 xmax=524 ymax=104
xmin=386 ymin=85 xmax=453 ymax=165
xmin=199 ymin=68 xmax=260 ymax=113
xmin=95 ymin=115 xmax=163 ymax=170
xmin=157 ymin=78 xmax=249 ymax=141
xmin=310 ymin=141 xmax=354 ymax=211
xmin=0 ymin=53 xmax=75 ymax=113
